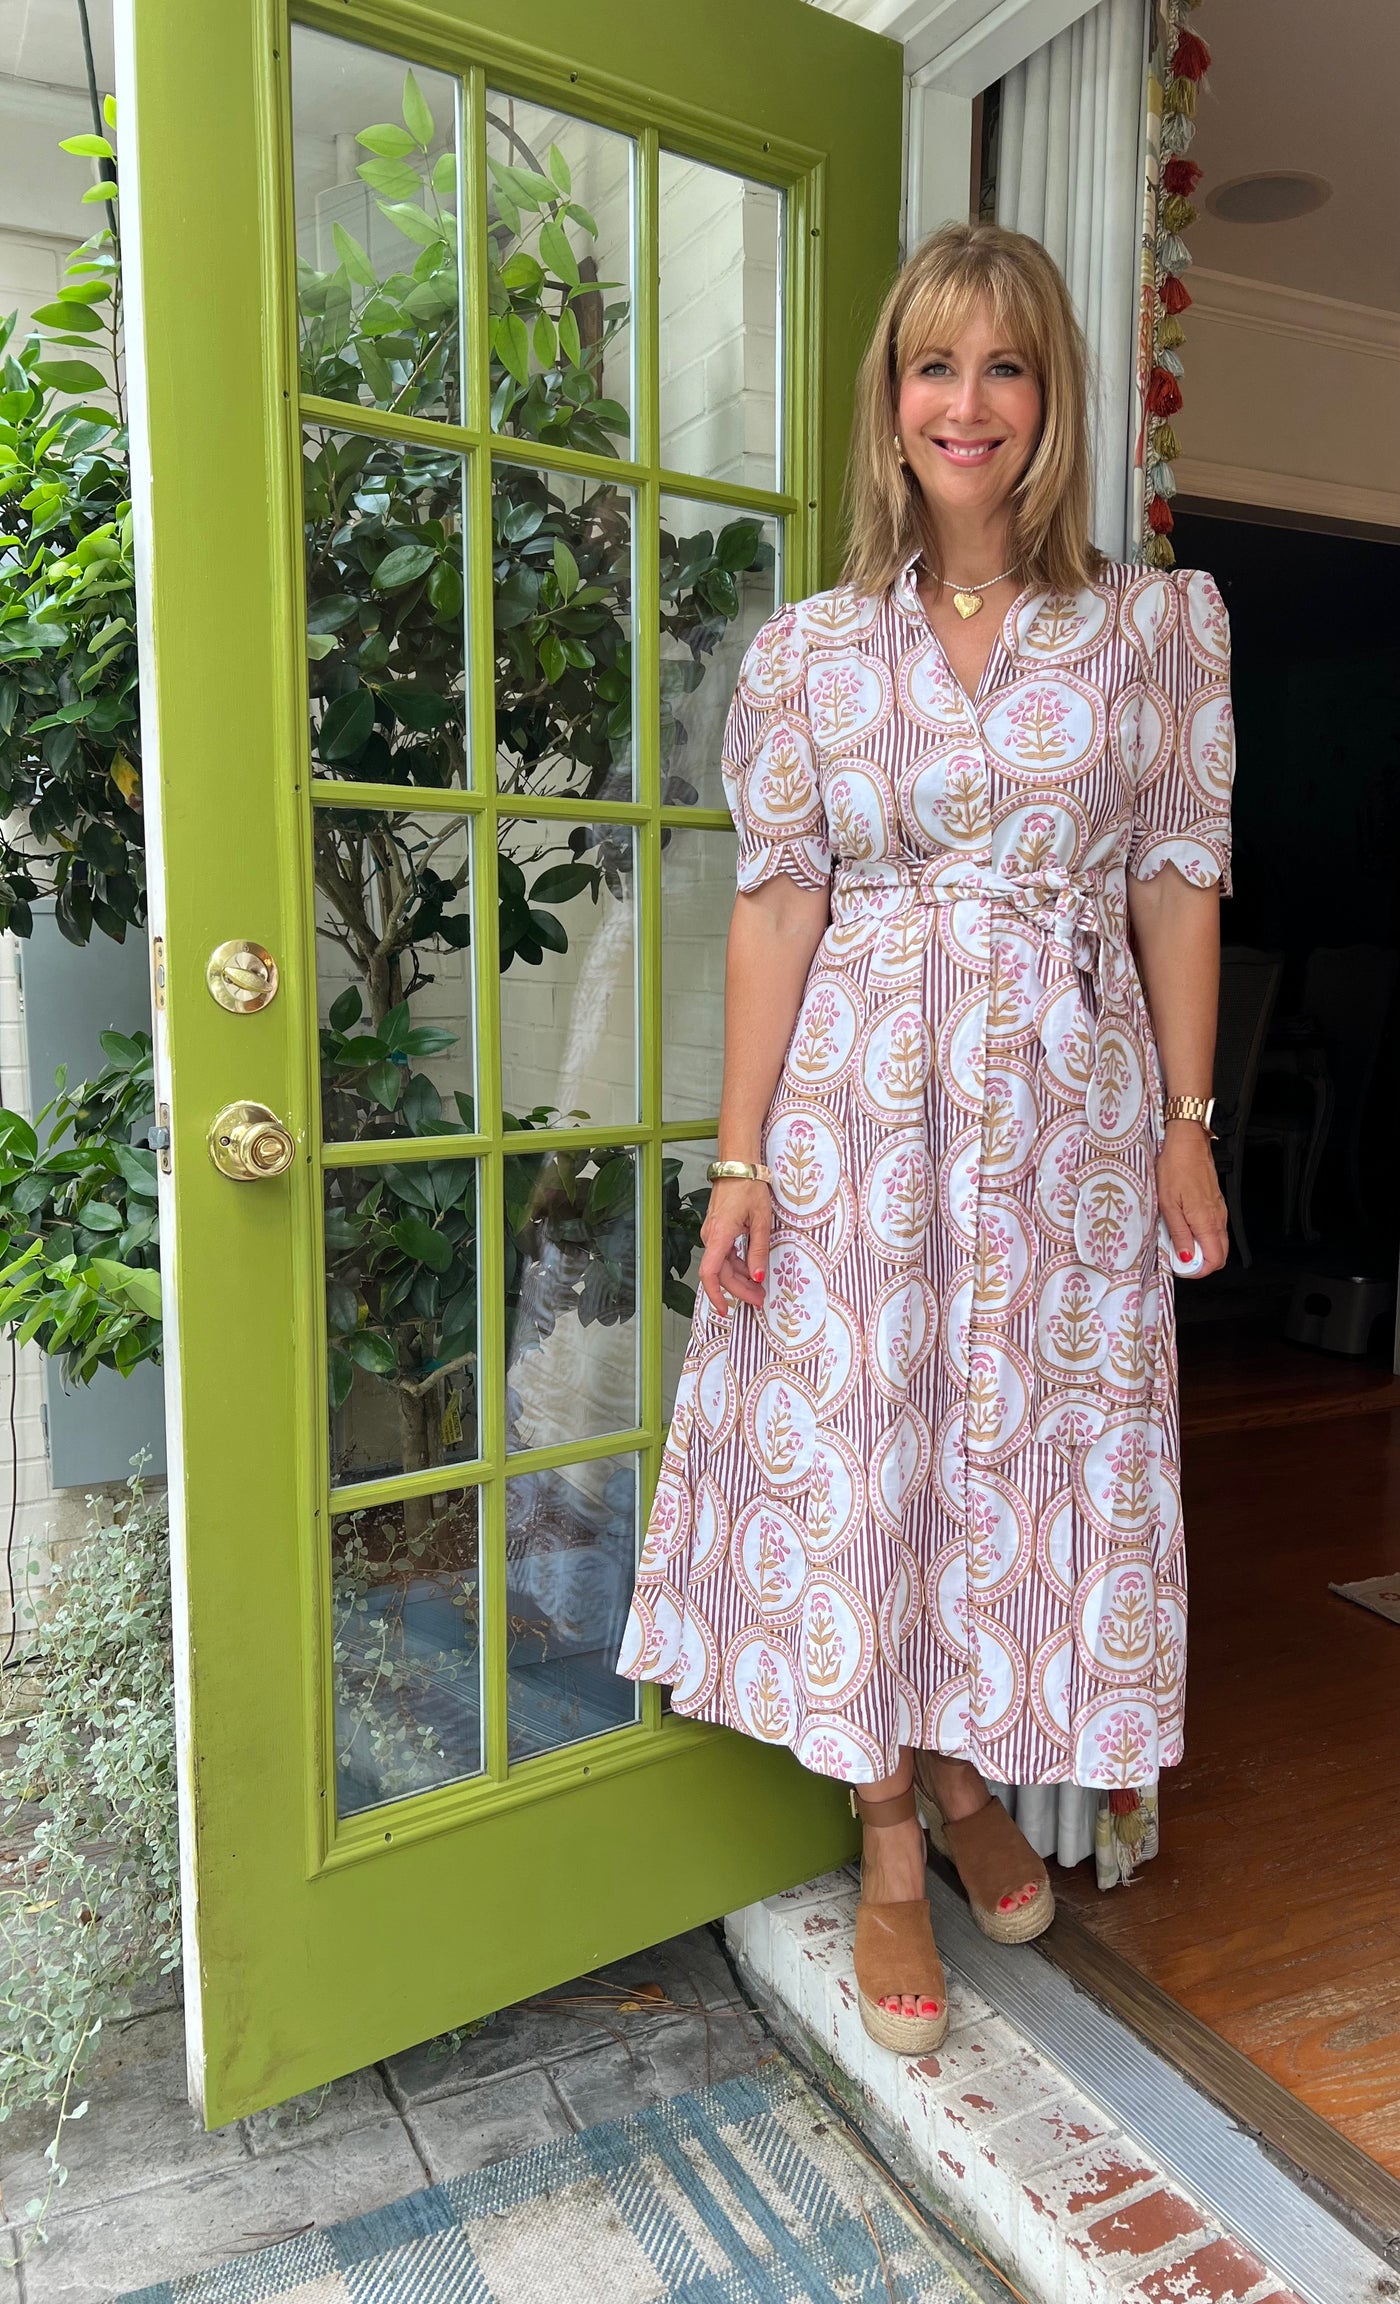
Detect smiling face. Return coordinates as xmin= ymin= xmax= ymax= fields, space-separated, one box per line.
xmin=895 ymin=294 xmax=1043 ymax=534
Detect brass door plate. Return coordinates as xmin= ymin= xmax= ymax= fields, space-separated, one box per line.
xmin=208 ymin=1101 xmax=296 ymax=1181
xmin=207 ymin=940 xmax=278 ymax=1013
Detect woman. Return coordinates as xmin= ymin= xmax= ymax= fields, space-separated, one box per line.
xmin=619 ymin=221 xmax=1233 ymax=2054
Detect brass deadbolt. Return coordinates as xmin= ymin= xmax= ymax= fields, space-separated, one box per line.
xmin=208 ymin=1102 xmax=296 ymax=1181
xmin=207 ymin=940 xmax=279 ymax=1013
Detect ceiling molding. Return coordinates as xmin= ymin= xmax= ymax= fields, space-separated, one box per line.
xmin=807 ymin=0 xmax=1100 ymax=86
xmin=1173 ymin=454 xmax=1400 ymax=532
xmin=1187 ymin=267 xmax=1400 ymax=361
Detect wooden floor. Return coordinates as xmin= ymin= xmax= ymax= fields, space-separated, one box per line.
xmin=1054 ymin=1328 xmax=1400 ymax=2178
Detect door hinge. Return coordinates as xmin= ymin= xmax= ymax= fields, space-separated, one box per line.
xmin=151 ymin=935 xmax=166 ymax=1012
xmin=149 ymin=1104 xmax=172 ymax=1174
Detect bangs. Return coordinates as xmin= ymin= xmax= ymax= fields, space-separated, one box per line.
xmin=893 ymin=260 xmax=1043 ymax=383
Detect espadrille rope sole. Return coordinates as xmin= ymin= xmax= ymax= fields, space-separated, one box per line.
xmin=916 ymin=1788 xmax=1056 ymax=1946
xmin=856 ymin=1985 xmax=950 ymax=2054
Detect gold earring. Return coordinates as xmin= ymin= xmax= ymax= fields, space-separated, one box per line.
xmin=895 ymin=436 xmax=908 ymax=465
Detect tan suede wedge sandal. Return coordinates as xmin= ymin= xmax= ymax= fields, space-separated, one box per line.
xmin=913 ymin=1762 xmax=1054 ymax=1946
xmin=851 ymin=1784 xmax=950 ymax=2054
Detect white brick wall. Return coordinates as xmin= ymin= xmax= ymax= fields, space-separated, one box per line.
xmin=659 ymin=157 xmax=781 ymax=493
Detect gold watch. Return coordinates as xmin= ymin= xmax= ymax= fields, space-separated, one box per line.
xmin=1163 ymin=1095 xmax=1216 ymax=1138
xmin=706 ymin=1158 xmax=772 ymax=1184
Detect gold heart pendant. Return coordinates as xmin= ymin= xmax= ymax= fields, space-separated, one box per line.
xmin=952 ymin=590 xmax=984 ymax=619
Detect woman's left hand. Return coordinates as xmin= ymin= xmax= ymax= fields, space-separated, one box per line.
xmin=1156 ymin=1122 xmax=1229 ymax=1276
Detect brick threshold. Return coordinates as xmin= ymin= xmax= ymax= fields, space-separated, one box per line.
xmin=727 ymin=1868 xmax=1393 ymax=2304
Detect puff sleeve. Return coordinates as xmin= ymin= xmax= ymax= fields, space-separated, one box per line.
xmin=720 ymin=608 xmax=832 ymax=894
xmin=1128 ymin=566 xmax=1234 ymax=895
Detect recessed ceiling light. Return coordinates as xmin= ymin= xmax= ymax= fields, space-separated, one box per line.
xmin=1204 ymin=172 xmax=1332 ymax=224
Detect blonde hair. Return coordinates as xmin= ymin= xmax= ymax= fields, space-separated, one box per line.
xmin=842 ymin=221 xmax=1106 ymax=601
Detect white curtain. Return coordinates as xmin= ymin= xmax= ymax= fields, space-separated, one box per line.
xmin=996 ymin=0 xmax=1150 ymax=560
xmin=993 ymin=0 xmax=1157 ymax=1881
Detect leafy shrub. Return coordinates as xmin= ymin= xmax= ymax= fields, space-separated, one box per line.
xmin=0 ymin=1476 xmax=177 ymax=2240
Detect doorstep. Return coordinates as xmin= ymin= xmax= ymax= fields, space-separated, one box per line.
xmin=726 ymin=1865 xmax=1392 ymax=2304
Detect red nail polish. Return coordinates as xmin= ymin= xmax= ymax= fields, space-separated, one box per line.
xmin=752 ymin=1268 xmax=765 ymax=1282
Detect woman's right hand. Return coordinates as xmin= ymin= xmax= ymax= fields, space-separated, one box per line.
xmin=699 ymin=1178 xmax=772 ymax=1315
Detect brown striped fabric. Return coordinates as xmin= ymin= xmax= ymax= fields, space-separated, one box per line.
xmin=619 ymin=556 xmax=1234 ymax=1788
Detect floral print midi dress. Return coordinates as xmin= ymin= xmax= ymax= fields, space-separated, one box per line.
xmin=618 ymin=555 xmax=1234 ymax=1789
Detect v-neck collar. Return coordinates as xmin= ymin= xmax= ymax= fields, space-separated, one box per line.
xmin=893 ymin=550 xmax=1042 ymax=714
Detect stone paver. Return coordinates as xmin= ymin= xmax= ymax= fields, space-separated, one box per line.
xmin=0 ymin=1925 xmax=769 ymax=2301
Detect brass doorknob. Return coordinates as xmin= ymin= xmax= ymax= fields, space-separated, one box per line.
xmin=208 ymin=1101 xmax=296 ymax=1180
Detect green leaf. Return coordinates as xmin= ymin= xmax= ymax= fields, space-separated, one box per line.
xmin=539 ymin=218 xmax=580 ymax=288
xmin=551 ymin=538 xmax=579 ymax=598
xmin=81 ymin=182 xmax=118 ymax=205
xmin=378 ymin=202 xmax=443 ymax=249
xmin=325 ymin=1284 xmax=359 ymax=1335
xmin=318 ymin=688 xmax=375 ymax=761
xmin=532 ymin=310 xmax=557 ymax=369
xmin=426 ymin=561 xmax=463 ymax=619
xmin=716 ymin=519 xmax=763 ymax=572
xmin=365 ymin=1059 xmax=404 ymax=1110
xmin=501 ymin=252 xmax=544 ymax=294
xmin=328 ymin=986 xmax=363 ymax=1033
xmin=373 ymin=542 xmax=436 ymax=591
xmin=356 ymin=123 xmax=417 ymax=158
xmin=90 ymin=1259 xmax=163 ymax=1319
xmin=345 ymin=1330 xmax=397 ymax=1374
xmin=305 ymin=633 xmax=336 ymax=661
xmin=563 ymin=201 xmax=598 ymax=238
xmin=392 ymin=1215 xmax=452 ymax=1272
xmin=547 ymin=142 xmax=573 ymax=196
xmin=527 ymin=906 xmax=569 ymax=954
xmin=538 ymin=632 xmax=566 ymax=684
xmin=328 ymin=1348 xmax=354 ymax=1411
xmin=529 ymin=862 xmax=593 ymax=904
xmin=356 ymin=156 xmax=421 ymax=201
xmin=31 ymin=302 xmax=104 ymax=333
xmin=33 ymin=359 xmax=107 ymax=393
xmin=59 ymin=134 xmax=115 ymax=159
xmin=431 ymin=151 xmax=456 ymax=201
xmin=493 ymin=311 xmax=530 ymax=386
xmin=331 ymin=222 xmax=379 ymax=289
xmin=557 ymin=304 xmax=581 ymax=366
xmin=401 ymin=69 xmax=436 ymax=150
xmin=307 ymin=591 xmax=359 ymax=634
xmin=77 ymin=1200 xmax=123 ymax=1233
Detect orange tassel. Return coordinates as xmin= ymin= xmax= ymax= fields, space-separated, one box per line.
xmin=1146 ymin=365 xmax=1183 ymax=418
xmin=1162 ymin=156 xmax=1203 ymax=196
xmin=1109 ymin=1788 xmax=1142 ymax=1815
xmin=1160 ymin=274 xmax=1193 ymax=315
xmin=1148 ymin=494 xmax=1176 ymax=535
xmin=1171 ymin=27 xmax=1211 ymax=78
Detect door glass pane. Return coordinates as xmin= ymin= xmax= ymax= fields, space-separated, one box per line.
xmin=316 ymin=809 xmax=475 ymax=1143
xmin=292 ymin=28 xmax=461 ymax=423
xmin=660 ymin=496 xmax=779 ymax=808
xmin=333 ymin=1487 xmax=482 ymax=1815
xmin=504 ymin=1145 xmax=638 ymax=1453
xmin=661 ymin=823 xmax=735 ymax=1123
xmin=506 ymin=1453 xmax=638 ymax=1760
xmin=486 ymin=94 xmax=633 ymax=452
xmin=326 ymin=1163 xmax=480 ymax=1485
xmin=304 ymin=427 xmax=467 ymax=788
xmin=662 ymin=1140 xmax=712 ymax=1419
xmin=494 ymin=461 xmax=634 ymax=801
xmin=499 ymin=820 xmax=636 ymax=1127
xmin=658 ymin=154 xmax=782 ymax=489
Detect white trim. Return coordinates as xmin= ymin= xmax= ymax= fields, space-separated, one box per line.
xmin=113 ymin=0 xmax=207 ymax=2124
xmin=1173 ymin=454 xmax=1400 ymax=533
xmin=1187 ymin=267 xmax=1400 ymax=363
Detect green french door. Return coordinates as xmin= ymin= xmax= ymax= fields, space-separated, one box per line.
xmin=119 ymin=0 xmax=901 ymax=2123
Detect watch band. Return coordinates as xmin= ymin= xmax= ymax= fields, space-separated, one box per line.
xmin=1163 ymin=1095 xmax=1216 ymax=1133
xmin=706 ymin=1158 xmax=772 ymax=1184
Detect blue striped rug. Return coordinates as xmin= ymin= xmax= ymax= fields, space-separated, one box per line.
xmin=119 ymin=2059 xmax=997 ymax=2302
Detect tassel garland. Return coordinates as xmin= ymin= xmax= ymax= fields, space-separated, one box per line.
xmin=1151 ymin=420 xmax=1181 ymax=461
xmin=1146 ymin=366 xmax=1183 ymax=417
xmin=1160 ymin=272 xmax=1192 ymax=315
xmin=1148 ymin=495 xmax=1175 ymax=534
xmin=1158 ymin=230 xmax=1193 ymax=272
xmin=1162 ymin=155 xmax=1203 ymax=196
xmin=1156 ymin=345 xmax=1184 ymax=378
xmin=1160 ymin=194 xmax=1197 ymax=234
xmin=1157 ymin=314 xmax=1186 ymax=350
xmin=1147 ymin=458 xmax=1177 ymax=498
xmin=1164 ymin=74 xmax=1198 ymax=118
xmin=1160 ymin=108 xmax=1194 ymax=156
xmin=1171 ymin=26 xmax=1211 ymax=77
